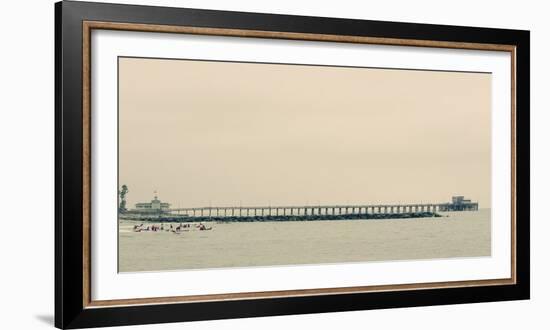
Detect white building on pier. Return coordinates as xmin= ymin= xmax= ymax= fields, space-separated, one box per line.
xmin=134 ymin=194 xmax=170 ymax=213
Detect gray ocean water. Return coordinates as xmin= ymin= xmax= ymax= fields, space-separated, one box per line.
xmin=118 ymin=209 xmax=491 ymax=272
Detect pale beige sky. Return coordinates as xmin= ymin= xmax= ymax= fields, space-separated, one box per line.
xmin=119 ymin=57 xmax=491 ymax=208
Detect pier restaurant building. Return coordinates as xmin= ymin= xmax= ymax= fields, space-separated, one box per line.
xmin=134 ymin=195 xmax=170 ymax=213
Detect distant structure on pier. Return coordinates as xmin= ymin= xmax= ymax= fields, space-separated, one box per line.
xmin=439 ymin=196 xmax=479 ymax=211
xmin=133 ymin=193 xmax=171 ymax=214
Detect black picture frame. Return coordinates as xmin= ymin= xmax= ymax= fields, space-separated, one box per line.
xmin=55 ymin=1 xmax=530 ymax=328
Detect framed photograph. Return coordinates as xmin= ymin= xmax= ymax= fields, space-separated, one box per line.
xmin=55 ymin=1 xmax=530 ymax=328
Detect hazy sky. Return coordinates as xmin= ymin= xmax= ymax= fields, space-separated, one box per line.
xmin=118 ymin=57 xmax=491 ymax=208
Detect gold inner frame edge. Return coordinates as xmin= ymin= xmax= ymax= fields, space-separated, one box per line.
xmin=81 ymin=20 xmax=517 ymax=308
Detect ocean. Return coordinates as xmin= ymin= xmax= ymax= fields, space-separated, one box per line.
xmin=118 ymin=209 xmax=491 ymax=272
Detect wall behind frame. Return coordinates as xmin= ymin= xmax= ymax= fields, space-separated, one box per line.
xmin=0 ymin=0 xmax=545 ymax=330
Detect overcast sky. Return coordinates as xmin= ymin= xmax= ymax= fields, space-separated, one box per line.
xmin=118 ymin=57 xmax=491 ymax=208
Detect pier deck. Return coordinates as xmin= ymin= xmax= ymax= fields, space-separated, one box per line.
xmin=166 ymin=198 xmax=478 ymax=218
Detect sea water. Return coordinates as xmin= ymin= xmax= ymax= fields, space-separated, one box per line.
xmin=118 ymin=209 xmax=490 ymax=272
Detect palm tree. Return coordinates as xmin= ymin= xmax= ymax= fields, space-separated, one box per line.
xmin=119 ymin=185 xmax=129 ymax=213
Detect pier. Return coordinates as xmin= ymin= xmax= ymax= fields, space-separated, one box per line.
xmin=168 ymin=203 xmax=444 ymax=218
xmin=166 ymin=195 xmax=478 ymax=218
xmin=120 ymin=195 xmax=478 ymax=222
